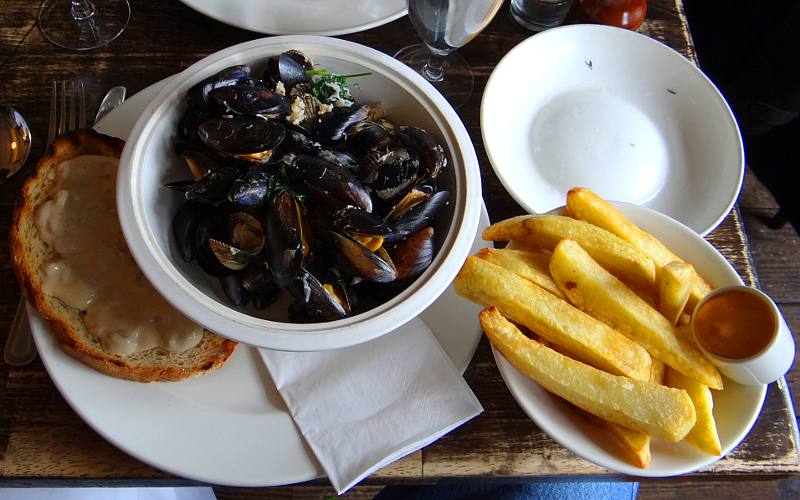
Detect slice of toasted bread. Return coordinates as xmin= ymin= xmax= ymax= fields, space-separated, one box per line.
xmin=10 ymin=129 xmax=237 ymax=382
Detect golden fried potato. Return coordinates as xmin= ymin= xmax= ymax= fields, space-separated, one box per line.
xmin=658 ymin=261 xmax=696 ymax=324
xmin=479 ymin=307 xmax=696 ymax=442
xmin=483 ymin=214 xmax=656 ymax=291
xmin=455 ymin=256 xmax=651 ymax=380
xmin=549 ymin=239 xmax=723 ymax=389
xmin=665 ymin=368 xmax=722 ymax=456
xmin=475 ymin=247 xmax=565 ymax=298
xmin=566 ymin=187 xmax=712 ymax=308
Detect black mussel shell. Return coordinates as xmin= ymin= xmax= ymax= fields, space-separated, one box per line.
xmin=228 ymin=169 xmax=274 ymax=207
xmin=385 ymin=190 xmax=449 ymax=244
xmin=315 ymin=105 xmax=369 ymax=144
xmin=164 ymin=179 xmax=195 ymax=192
xmin=175 ymin=142 xmax=223 ymax=179
xmin=360 ymin=147 xmax=419 ymax=204
xmin=172 ymin=201 xmax=202 ymax=262
xmin=346 ymin=121 xmax=392 ymax=156
xmin=178 ymin=107 xmax=214 ymax=144
xmin=283 ymin=123 xmax=318 ymax=153
xmin=265 ymin=190 xmax=312 ymax=287
xmin=291 ymin=154 xmax=372 ymax=212
xmin=198 ymin=117 xmax=285 ymax=157
xmin=242 ymin=255 xmax=274 ymax=293
xmin=390 ymin=227 xmax=434 ymax=281
xmin=398 ymin=126 xmax=446 ymax=180
xmin=324 ymin=230 xmax=397 ymax=283
xmin=332 ymin=205 xmax=393 ymax=238
xmin=287 ymin=268 xmax=348 ymax=322
xmin=253 ymin=286 xmax=281 ymax=310
xmin=220 ymin=273 xmax=249 ymax=306
xmin=187 ymin=65 xmax=251 ymax=110
xmin=210 ymin=83 xmax=291 ymax=116
xmin=185 ymin=165 xmax=240 ymax=206
xmin=264 ymin=50 xmax=313 ymax=89
xmin=317 ymin=148 xmax=358 ymax=172
xmin=195 ymin=213 xmax=235 ymax=277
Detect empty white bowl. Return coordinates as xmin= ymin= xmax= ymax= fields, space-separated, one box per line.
xmin=117 ymin=36 xmax=482 ymax=351
xmin=481 ymin=25 xmax=744 ymax=236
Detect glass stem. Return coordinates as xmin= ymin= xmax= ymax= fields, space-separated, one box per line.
xmin=70 ymin=0 xmax=96 ymax=22
xmin=423 ymin=52 xmax=446 ymax=83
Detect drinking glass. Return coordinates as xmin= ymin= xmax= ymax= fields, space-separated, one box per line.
xmin=396 ymin=0 xmax=503 ymax=109
xmin=38 ymin=0 xmax=131 ymax=51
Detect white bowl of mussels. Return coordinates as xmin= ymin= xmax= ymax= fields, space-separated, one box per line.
xmin=118 ymin=36 xmax=482 ymax=351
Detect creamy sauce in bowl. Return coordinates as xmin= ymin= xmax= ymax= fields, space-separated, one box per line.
xmin=34 ymin=155 xmax=203 ymax=356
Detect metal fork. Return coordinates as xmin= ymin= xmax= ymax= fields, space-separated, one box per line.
xmin=3 ymin=80 xmax=85 ymax=367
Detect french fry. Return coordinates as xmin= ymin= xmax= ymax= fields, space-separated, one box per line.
xmin=658 ymin=261 xmax=696 ymax=324
xmin=479 ymin=307 xmax=696 ymax=442
xmin=483 ymin=214 xmax=656 ymax=291
xmin=475 ymin=247 xmax=565 ymax=298
xmin=549 ymin=239 xmax=723 ymax=389
xmin=455 ymin=256 xmax=651 ymax=380
xmin=566 ymin=187 xmax=713 ymax=308
xmin=665 ymin=368 xmax=722 ymax=456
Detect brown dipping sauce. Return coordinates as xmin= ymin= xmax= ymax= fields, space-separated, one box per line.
xmin=694 ymin=290 xmax=776 ymax=359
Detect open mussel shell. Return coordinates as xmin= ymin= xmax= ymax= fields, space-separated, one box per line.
xmin=175 ymin=142 xmax=223 ymax=180
xmin=317 ymin=148 xmax=358 ymax=173
xmin=283 ymin=124 xmax=318 ymax=153
xmin=290 ymin=154 xmax=372 ymax=212
xmin=185 ymin=165 xmax=241 ymax=206
xmin=266 ymin=190 xmax=313 ymax=287
xmin=264 ymin=50 xmax=314 ymax=90
xmin=208 ymin=239 xmax=253 ymax=271
xmin=360 ymin=147 xmax=420 ymax=204
xmin=390 ymin=227 xmax=434 ymax=281
xmin=172 ymin=201 xmax=203 ymax=263
xmin=242 ymin=255 xmax=274 ymax=293
xmin=398 ymin=126 xmax=446 ymax=180
xmin=385 ymin=190 xmax=449 ymax=244
xmin=287 ymin=268 xmax=348 ymax=322
xmin=325 ymin=230 xmax=397 ymax=283
xmin=210 ymin=83 xmax=291 ymax=117
xmin=385 ymin=178 xmax=437 ymax=221
xmin=198 ymin=117 xmax=285 ymax=163
xmin=195 ymin=213 xmax=234 ymax=277
xmin=346 ymin=121 xmax=392 ymax=155
xmin=229 ymin=212 xmax=265 ymax=256
xmin=187 ymin=64 xmax=251 ymax=110
xmin=315 ymin=104 xmax=369 ymax=144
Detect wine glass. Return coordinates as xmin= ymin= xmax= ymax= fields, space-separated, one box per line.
xmin=396 ymin=0 xmax=503 ymax=109
xmin=38 ymin=0 xmax=131 ymax=51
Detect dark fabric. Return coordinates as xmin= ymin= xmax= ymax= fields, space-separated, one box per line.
xmin=374 ymin=482 xmax=638 ymax=500
xmin=685 ymin=0 xmax=800 ymax=234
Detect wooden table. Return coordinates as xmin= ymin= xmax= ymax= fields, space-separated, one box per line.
xmin=1 ymin=0 xmax=798 ymax=491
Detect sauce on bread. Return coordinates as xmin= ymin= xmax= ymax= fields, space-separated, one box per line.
xmin=34 ymin=155 xmax=203 ymax=356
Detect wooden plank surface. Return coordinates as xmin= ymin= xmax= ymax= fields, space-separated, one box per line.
xmin=0 ymin=0 xmax=798 ymax=487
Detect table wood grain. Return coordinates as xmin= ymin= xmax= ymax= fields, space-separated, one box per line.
xmin=1 ymin=0 xmax=798 ymax=487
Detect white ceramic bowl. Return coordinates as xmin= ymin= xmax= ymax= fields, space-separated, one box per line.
xmin=118 ymin=36 xmax=482 ymax=351
xmin=494 ymin=203 xmax=766 ymax=476
xmin=481 ymin=25 xmax=744 ymax=236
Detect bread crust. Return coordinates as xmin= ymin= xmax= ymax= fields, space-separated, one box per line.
xmin=10 ymin=129 xmax=237 ymax=382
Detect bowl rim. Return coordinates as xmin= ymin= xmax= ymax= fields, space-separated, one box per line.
xmin=479 ymin=24 xmax=745 ymax=237
xmin=117 ymin=35 xmax=482 ymax=351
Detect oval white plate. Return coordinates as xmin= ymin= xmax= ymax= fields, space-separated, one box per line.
xmin=179 ymin=0 xmax=405 ymax=36
xmin=28 ymin=77 xmax=488 ymax=487
xmin=481 ymin=25 xmax=744 ymax=236
xmin=492 ymin=202 xmax=766 ymax=476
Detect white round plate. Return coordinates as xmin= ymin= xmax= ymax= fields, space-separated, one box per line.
xmin=29 ymin=78 xmax=487 ymax=487
xmin=492 ymin=202 xmax=766 ymax=476
xmin=179 ymin=0 xmax=406 ymax=36
xmin=481 ymin=25 xmax=744 ymax=236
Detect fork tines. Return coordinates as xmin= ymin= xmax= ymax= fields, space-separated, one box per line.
xmin=48 ymin=80 xmax=86 ymax=145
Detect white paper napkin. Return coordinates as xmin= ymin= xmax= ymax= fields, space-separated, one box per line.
xmin=258 ymin=318 xmax=483 ymax=494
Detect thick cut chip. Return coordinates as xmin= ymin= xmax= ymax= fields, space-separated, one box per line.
xmin=665 ymin=367 xmax=722 ymax=456
xmin=549 ymin=239 xmax=723 ymax=389
xmin=475 ymin=247 xmax=565 ymax=298
xmin=658 ymin=261 xmax=696 ymax=324
xmin=566 ymin=187 xmax=713 ymax=307
xmin=483 ymin=214 xmax=656 ymax=291
xmin=479 ymin=307 xmax=696 ymax=442
xmin=455 ymin=256 xmax=651 ymax=380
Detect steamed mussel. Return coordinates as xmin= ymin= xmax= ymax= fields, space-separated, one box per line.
xmin=168 ymin=50 xmax=450 ymax=323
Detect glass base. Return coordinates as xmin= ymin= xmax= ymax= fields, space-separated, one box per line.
xmin=38 ymin=0 xmax=130 ymax=51
xmin=394 ymin=44 xmax=474 ymax=110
